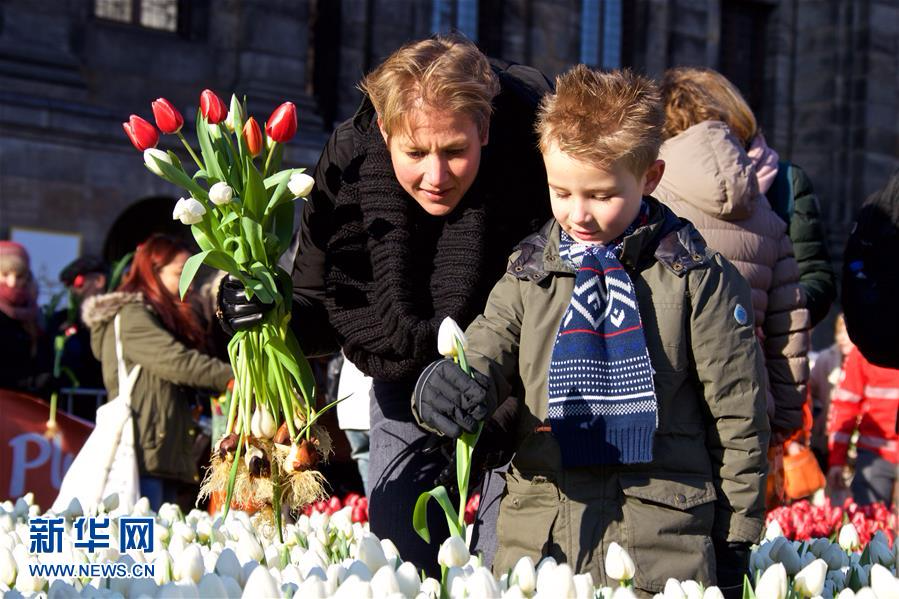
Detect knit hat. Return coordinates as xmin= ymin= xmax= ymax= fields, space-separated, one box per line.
xmin=59 ymin=255 xmax=108 ymax=286
xmin=0 ymin=241 xmax=29 ymax=275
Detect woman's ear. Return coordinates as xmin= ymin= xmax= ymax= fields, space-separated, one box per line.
xmin=642 ymin=159 xmax=666 ymax=195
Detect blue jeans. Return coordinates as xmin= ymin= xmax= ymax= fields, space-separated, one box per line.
xmin=344 ymin=429 xmax=371 ymax=496
xmin=139 ymin=476 xmax=180 ymax=512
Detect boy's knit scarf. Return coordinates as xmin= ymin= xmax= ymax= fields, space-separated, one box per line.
xmin=548 ymin=202 xmax=658 ymax=466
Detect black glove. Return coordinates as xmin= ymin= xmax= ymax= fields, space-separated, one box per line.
xmin=714 ymin=539 xmax=751 ymax=598
xmin=216 ymin=275 xmax=274 ymax=336
xmin=412 ymin=359 xmax=497 ymax=439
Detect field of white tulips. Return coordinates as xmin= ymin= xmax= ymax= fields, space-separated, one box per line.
xmin=1 ymin=493 xmax=897 ymax=598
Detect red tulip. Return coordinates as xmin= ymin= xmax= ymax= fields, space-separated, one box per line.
xmin=151 ymin=97 xmax=184 ymax=134
xmin=242 ymin=117 xmax=263 ymax=157
xmin=122 ymin=115 xmax=159 ymax=151
xmin=265 ymin=101 xmax=297 ymax=143
xmin=327 ymin=495 xmax=342 ymax=513
xmin=343 ymin=493 xmax=361 ymax=508
xmin=199 ymin=89 xmax=227 ymax=124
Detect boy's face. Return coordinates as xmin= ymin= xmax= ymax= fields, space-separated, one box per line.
xmin=543 ymin=142 xmax=665 ymax=244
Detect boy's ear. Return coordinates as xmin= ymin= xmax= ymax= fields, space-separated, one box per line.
xmin=480 ymin=127 xmax=489 ymax=147
xmin=642 ymin=159 xmax=665 ymax=195
xmin=377 ymin=117 xmax=389 ymax=145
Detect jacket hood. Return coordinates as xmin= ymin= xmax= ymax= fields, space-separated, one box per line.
xmin=81 ymin=291 xmax=143 ymax=331
xmin=656 ymin=121 xmax=760 ymax=221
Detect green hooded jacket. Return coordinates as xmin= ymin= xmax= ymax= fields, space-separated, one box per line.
xmin=83 ymin=292 xmax=232 ymax=484
xmin=463 ymin=199 xmax=770 ymax=592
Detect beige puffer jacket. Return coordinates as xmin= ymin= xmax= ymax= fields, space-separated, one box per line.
xmin=654 ymin=121 xmax=809 ymax=433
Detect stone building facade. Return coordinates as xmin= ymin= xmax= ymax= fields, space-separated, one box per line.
xmin=1 ymin=0 xmax=896 ymax=280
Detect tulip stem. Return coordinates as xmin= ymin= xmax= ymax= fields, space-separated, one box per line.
xmin=263 ymin=142 xmax=277 ymax=177
xmin=177 ymin=131 xmax=205 ymax=172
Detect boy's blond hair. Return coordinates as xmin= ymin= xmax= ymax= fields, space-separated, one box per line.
xmin=537 ymin=65 xmax=664 ymax=176
xmin=660 ymin=67 xmax=758 ymax=148
xmin=359 ymin=34 xmax=500 ymax=138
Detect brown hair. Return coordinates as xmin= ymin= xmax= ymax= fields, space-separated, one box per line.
xmin=660 ymin=67 xmax=758 ymax=147
xmin=359 ymin=34 xmax=500 ymax=137
xmin=536 ymin=65 xmax=664 ymax=175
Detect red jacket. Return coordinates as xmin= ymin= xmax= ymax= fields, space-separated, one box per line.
xmin=828 ymin=347 xmax=899 ymax=466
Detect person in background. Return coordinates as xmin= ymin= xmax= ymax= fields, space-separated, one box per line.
xmin=0 ymin=241 xmax=51 ymax=394
xmin=660 ymin=67 xmax=836 ymax=327
xmin=331 ymin=352 xmax=373 ymax=496
xmin=83 ymin=235 xmax=232 ymax=511
xmin=827 ymin=346 xmax=898 ymax=507
xmin=808 ymin=313 xmax=854 ymax=471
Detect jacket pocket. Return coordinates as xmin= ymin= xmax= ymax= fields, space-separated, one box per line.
xmin=619 ymin=473 xmax=716 ymax=592
xmin=493 ymin=471 xmax=561 ymax=575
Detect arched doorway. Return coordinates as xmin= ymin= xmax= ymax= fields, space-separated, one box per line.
xmin=102 ymin=196 xmax=196 ymax=263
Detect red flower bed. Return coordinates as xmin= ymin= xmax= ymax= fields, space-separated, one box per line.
xmin=765 ymin=497 xmax=896 ymax=546
xmin=302 ymin=492 xmax=369 ymax=524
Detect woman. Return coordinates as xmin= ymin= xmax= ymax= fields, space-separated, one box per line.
xmin=0 ymin=241 xmax=50 ymax=393
xmin=84 ymin=235 xmax=232 ymax=510
xmin=219 ymin=34 xmax=552 ymax=569
xmin=661 ymin=67 xmax=836 ymax=326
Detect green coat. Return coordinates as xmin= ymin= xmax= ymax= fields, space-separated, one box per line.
xmin=83 ymin=292 xmax=232 ymax=484
xmin=464 ymin=199 xmax=770 ymax=593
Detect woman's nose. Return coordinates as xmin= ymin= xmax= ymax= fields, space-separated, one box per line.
xmin=423 ymin=155 xmax=450 ymax=187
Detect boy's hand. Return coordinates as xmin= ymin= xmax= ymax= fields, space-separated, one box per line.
xmin=412 ymin=359 xmax=497 ymax=439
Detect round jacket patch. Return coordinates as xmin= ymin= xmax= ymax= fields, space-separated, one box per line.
xmin=734 ymin=304 xmax=749 ymax=326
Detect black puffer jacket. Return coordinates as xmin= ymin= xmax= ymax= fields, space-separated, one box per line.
xmin=291 ymin=60 xmax=553 ymax=381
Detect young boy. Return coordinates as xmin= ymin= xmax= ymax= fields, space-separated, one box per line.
xmin=412 ymin=65 xmax=770 ymax=595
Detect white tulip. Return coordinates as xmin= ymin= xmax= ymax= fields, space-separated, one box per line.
xmin=420 ymin=577 xmax=442 ymax=599
xmin=765 ymin=519 xmax=784 ymax=540
xmin=0 ymin=547 xmax=15 ymax=586
xmin=288 ymin=172 xmax=316 ymax=198
xmin=769 ymin=537 xmax=803 ymax=575
xmin=794 ymin=559 xmax=828 ymax=597
xmin=822 ymin=542 xmax=848 ymax=570
xmin=241 ymin=565 xmax=280 ymax=598
xmin=835 ymin=589 xmax=856 ymax=599
xmin=346 ymin=559 xmax=373 ymax=582
xmin=868 ymin=535 xmax=894 ymax=567
xmin=800 ymin=550 xmax=817 ymax=569
xmin=172 ymin=197 xmax=206 ymax=225
xmin=209 ymin=182 xmax=234 ymax=206
xmin=703 ymin=586 xmax=726 ymax=599
xmin=396 ymin=561 xmax=421 ymax=598
xmin=870 ymin=563 xmax=899 ymax=599
xmin=240 ymin=560 xmax=260 ymax=587
xmin=547 ymin=563 xmax=576 ymax=598
xmin=573 ymin=573 xmax=594 ymax=599
xmin=854 ymin=589 xmax=877 ymax=599
xmin=808 ymin=538 xmax=831 ymax=558
xmin=236 ymin=528 xmax=264 ymax=564
xmin=613 ymin=587 xmax=639 ymax=599
xmin=663 ymin=578 xmax=686 ymax=599
xmin=838 ymin=523 xmax=861 ymax=552
xmin=503 ymin=586 xmax=527 ymax=599
xmin=371 ymin=564 xmax=401 ymax=596
xmin=0 ymin=513 xmax=13 ymax=533
xmin=437 ymin=535 xmax=469 ymax=569
xmin=681 ymin=580 xmax=703 ymax=599
xmin=144 ymin=148 xmax=172 ymax=176
xmin=380 ymin=538 xmax=401 ymax=568
xmin=437 ymin=317 xmax=467 ymax=359
xmin=605 ymin=542 xmax=636 ymax=582
xmin=215 ymin=547 xmax=242 ymax=581
xmin=64 ymin=497 xmax=83 ymax=519
xmin=153 ymin=551 xmax=173 ymax=585
xmin=755 ymin=563 xmax=788 ymax=599
xmin=466 ymin=566 xmax=501 ymax=598
xmin=299 ymin=576 xmax=329 ymax=598
xmin=196 ymin=572 xmax=228 ymax=598
xmin=446 ymin=566 xmax=467 ymax=599
xmin=511 ymin=556 xmax=537 ymax=595
xmin=174 ymin=544 xmax=204 ymax=584
xmin=14 ymin=565 xmax=42 ymax=593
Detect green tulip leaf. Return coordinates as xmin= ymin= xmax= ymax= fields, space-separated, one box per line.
xmin=249 ymin=262 xmax=278 ymax=300
xmin=192 ymin=169 xmax=209 ymax=181
xmin=179 ymin=251 xmax=210 ymax=300
xmin=268 ymin=201 xmax=295 ymax=258
xmin=241 ymin=217 xmax=268 ymax=265
xmin=218 ymin=211 xmax=240 ymax=228
xmin=151 ymin=155 xmax=208 ymax=201
xmin=243 ymin=159 xmax=267 ymax=221
xmin=412 ymin=486 xmax=462 ymax=544
xmin=196 ymin=111 xmax=226 ymax=183
xmin=203 ymin=250 xmax=242 ymax=276
xmin=741 ymin=575 xmax=756 ymax=599
xmin=190 ymin=224 xmax=216 ymax=252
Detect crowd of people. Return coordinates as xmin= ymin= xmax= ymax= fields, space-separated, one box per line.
xmin=2 ymin=34 xmax=897 ymax=598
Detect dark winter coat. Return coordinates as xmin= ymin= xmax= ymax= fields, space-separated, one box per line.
xmin=83 ymin=292 xmax=232 ymax=483
xmin=465 ymin=199 xmax=770 ymax=593
xmin=290 ymin=60 xmax=553 ymax=381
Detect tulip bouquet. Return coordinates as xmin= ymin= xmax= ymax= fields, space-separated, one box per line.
xmin=123 ymin=90 xmax=331 ymax=539
xmin=412 ymin=318 xmax=483 ymax=565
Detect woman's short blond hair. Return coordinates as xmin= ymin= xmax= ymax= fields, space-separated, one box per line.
xmin=660 ymin=67 xmax=758 ymax=147
xmin=359 ymin=34 xmax=500 ymax=138
xmin=536 ymin=65 xmax=664 ymax=176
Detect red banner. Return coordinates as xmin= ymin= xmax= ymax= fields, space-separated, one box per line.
xmin=0 ymin=389 xmax=93 ymax=509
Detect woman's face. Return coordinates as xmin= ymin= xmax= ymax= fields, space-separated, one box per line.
xmin=380 ymin=108 xmax=488 ymax=216
xmin=0 ymin=268 xmax=28 ymax=289
xmin=158 ymin=251 xmax=190 ymax=297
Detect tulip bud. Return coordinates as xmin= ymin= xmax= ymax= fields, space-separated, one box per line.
xmin=144 ymin=148 xmax=173 ymax=177
xmin=437 ymin=535 xmax=470 ymax=569
xmin=437 ymin=317 xmax=467 ymax=359
xmin=836 ymin=589 xmax=857 ymax=599
xmin=681 ymin=580 xmax=704 ymax=599
xmin=755 ymin=563 xmax=788 ymax=599
xmin=573 ymin=573 xmax=594 ymax=599
xmin=510 ymin=556 xmax=536 ymax=595
xmin=288 ymin=172 xmax=315 ymax=198
xmin=172 ymin=197 xmax=206 ymax=225
xmin=420 ymin=577 xmax=442 ymax=598
xmin=208 ymin=182 xmax=233 ymax=206
xmin=870 ymin=563 xmax=899 ymax=599
xmin=200 ymin=89 xmax=228 ymax=124
xmin=703 ymin=587 xmax=726 ymax=599
xmin=613 ymin=587 xmax=639 ymax=599
xmin=838 ymin=523 xmax=861 ymax=551
xmin=664 ymin=578 xmax=686 ymax=599
xmin=793 ymin=559 xmax=827 ymax=598
xmin=396 ymin=561 xmax=421 ymax=598
xmin=151 ymin=97 xmax=184 ymax=134
xmin=765 ymin=519 xmax=784 ymax=540
xmin=467 ymin=566 xmax=502 ymax=598
xmin=265 ymin=101 xmax=298 ymax=143
xmin=123 ymin=115 xmax=159 ymax=151
xmin=0 ymin=547 xmax=16 ymax=586
xmin=243 ymin=564 xmax=281 ymax=597
xmin=173 ymin=543 xmax=204 ymax=584
xmin=371 ymin=565 xmax=401 ymax=596
xmin=605 ymin=541 xmax=636 ymax=582
xmin=242 ymin=116 xmax=263 ymax=157
xmin=225 ymin=94 xmax=244 ymax=133
xmin=356 ymin=533 xmax=388 ymax=573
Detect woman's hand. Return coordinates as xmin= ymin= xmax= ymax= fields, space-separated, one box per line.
xmin=216 ymin=275 xmax=274 ymax=335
